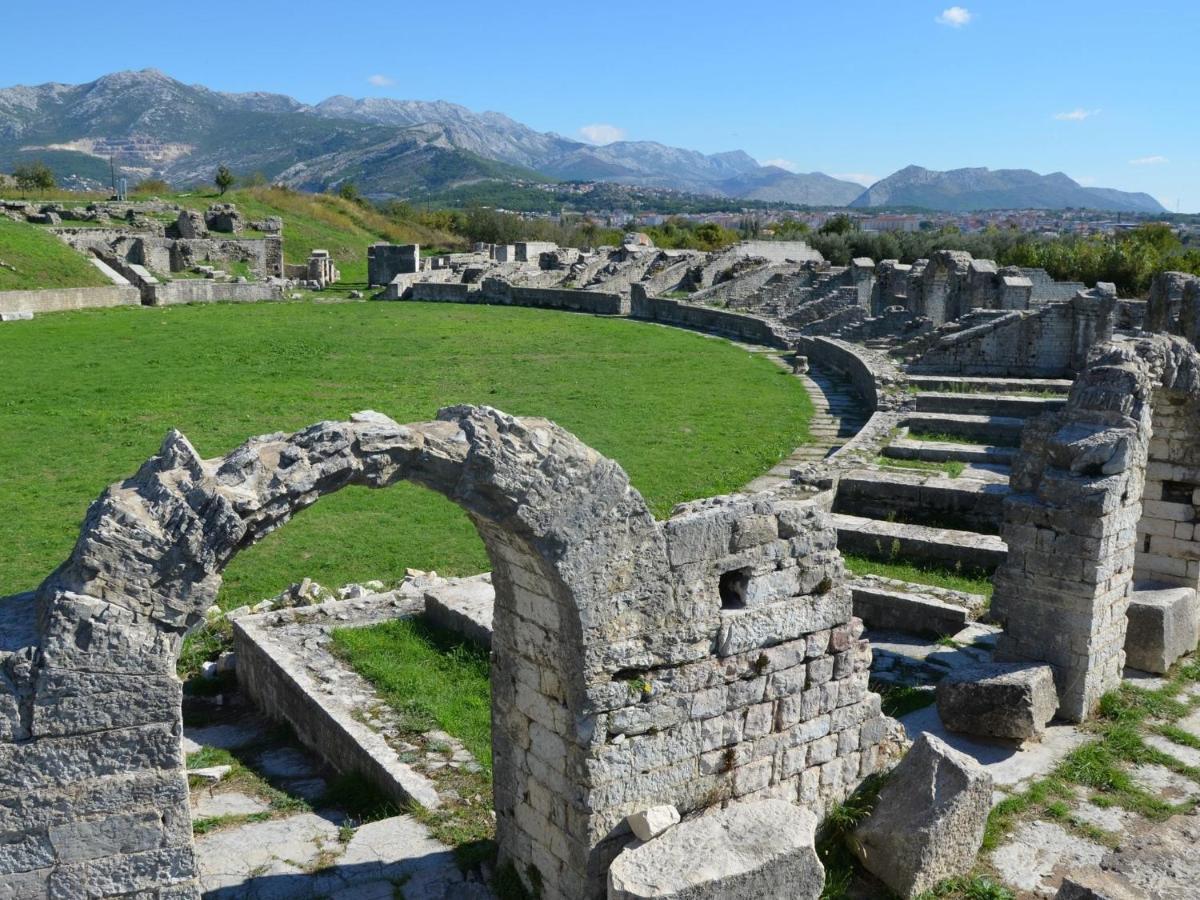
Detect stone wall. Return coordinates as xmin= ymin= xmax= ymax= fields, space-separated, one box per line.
xmin=630 ymin=286 xmax=792 ymax=348
xmin=991 ymin=335 xmax=1200 ymax=720
xmin=794 ymin=336 xmax=881 ymax=412
xmin=367 ymin=244 xmax=420 ymax=285
xmin=1146 ymin=271 xmax=1200 ymax=348
xmin=0 ymin=284 xmax=142 ymax=316
xmin=1 ymin=407 xmax=901 ymax=899
xmin=492 ymin=281 xmax=628 ymax=315
xmin=410 ymin=282 xmax=477 ymax=302
xmin=149 ymin=280 xmax=283 ymax=306
xmin=911 ymin=288 xmax=1117 ymax=378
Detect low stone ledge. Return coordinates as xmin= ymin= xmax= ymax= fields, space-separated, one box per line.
xmin=850 ymin=579 xmax=973 ymax=637
xmin=936 ymin=662 xmax=1058 ymax=741
xmin=607 ymin=799 xmax=823 ymax=899
xmin=423 ymin=574 xmax=494 ymax=648
xmin=1124 ymin=585 xmax=1200 ymax=675
xmin=830 ymin=512 xmax=1007 ymax=573
xmin=232 ymin=583 xmax=448 ymax=811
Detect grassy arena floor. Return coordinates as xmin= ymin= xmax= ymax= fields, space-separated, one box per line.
xmin=0 ymin=300 xmax=812 ymax=608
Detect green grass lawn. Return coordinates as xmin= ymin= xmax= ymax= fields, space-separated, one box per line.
xmin=0 ymin=301 xmax=812 ymax=607
xmin=842 ymin=553 xmax=995 ymax=598
xmin=332 ymin=618 xmax=492 ymax=767
xmin=0 ymin=217 xmax=111 ymax=290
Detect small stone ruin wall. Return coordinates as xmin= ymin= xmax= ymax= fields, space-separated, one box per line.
xmin=992 ymin=335 xmax=1200 ymax=721
xmin=630 ymin=285 xmax=792 ymax=348
xmin=911 ymin=289 xmax=1117 ymax=378
xmin=0 ymin=406 xmax=901 ymax=900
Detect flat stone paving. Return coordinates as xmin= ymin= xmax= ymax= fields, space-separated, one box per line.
xmin=184 ymin=691 xmax=493 ymax=899
xmin=980 ymin=666 xmax=1200 ymax=898
xmin=875 ymin=620 xmax=1200 ymax=897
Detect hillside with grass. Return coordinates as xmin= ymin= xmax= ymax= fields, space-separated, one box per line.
xmin=0 ymin=217 xmax=110 ymax=290
xmin=175 ymin=186 xmax=462 ymax=283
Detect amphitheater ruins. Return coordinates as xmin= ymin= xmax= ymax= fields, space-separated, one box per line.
xmin=5 ymin=207 xmax=1200 ymax=898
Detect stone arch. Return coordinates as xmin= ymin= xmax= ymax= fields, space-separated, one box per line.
xmin=991 ymin=335 xmax=1200 ymax=720
xmin=919 ymin=250 xmax=972 ymax=326
xmin=4 ymin=405 xmax=902 ymax=898
xmin=9 ymin=406 xmax=668 ymax=899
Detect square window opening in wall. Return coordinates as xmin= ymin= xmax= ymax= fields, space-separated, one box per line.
xmin=719 ymin=567 xmax=752 ymax=610
xmin=1161 ymin=480 xmax=1196 ymax=506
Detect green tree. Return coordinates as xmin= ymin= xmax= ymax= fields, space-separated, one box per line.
xmin=214 ymin=165 xmax=235 ymax=196
xmin=337 ymin=181 xmax=362 ymax=204
xmin=819 ymin=214 xmax=856 ymax=236
xmin=13 ymin=161 xmax=55 ymax=195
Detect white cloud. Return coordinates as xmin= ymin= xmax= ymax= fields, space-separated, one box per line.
xmin=834 ymin=173 xmax=879 ymax=186
xmin=1129 ymin=155 xmax=1169 ymax=166
xmin=762 ymin=158 xmax=799 ymax=172
xmin=578 ymin=123 xmax=626 ymax=145
xmin=1076 ymin=175 xmax=1098 ymax=186
xmin=367 ymin=74 xmax=395 ymax=87
xmin=1055 ymin=108 xmax=1101 ymax=121
xmin=935 ymin=6 xmax=972 ymax=27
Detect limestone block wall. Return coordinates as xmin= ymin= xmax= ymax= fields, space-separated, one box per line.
xmin=477 ymin=279 xmax=628 ymax=315
xmin=149 ymin=280 xmax=283 ymax=306
xmin=1135 ymin=392 xmax=1200 ymax=588
xmin=367 ymin=243 xmax=419 ymax=285
xmin=630 ymin=286 xmax=792 ymax=348
xmin=0 ymin=407 xmax=902 ymax=899
xmin=410 ymin=281 xmax=478 ymax=302
xmin=1147 ymin=271 xmax=1200 ymax=348
xmin=992 ymin=335 xmax=1200 ymax=720
xmin=911 ymin=289 xmax=1117 ymax=378
xmin=0 ymin=285 xmax=142 ymax=316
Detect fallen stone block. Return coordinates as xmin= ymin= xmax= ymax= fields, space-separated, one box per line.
xmin=627 ymin=805 xmax=681 ymax=842
xmin=1056 ymin=871 xmax=1142 ymax=899
xmin=936 ymin=662 xmax=1058 ymax=741
xmin=1124 ymin=585 xmax=1199 ymax=674
xmin=188 ymin=765 xmax=232 ymax=782
xmin=607 ymin=799 xmax=823 ymax=899
xmin=849 ymin=733 xmax=992 ymax=898
xmin=0 ymin=311 xmax=33 ymax=321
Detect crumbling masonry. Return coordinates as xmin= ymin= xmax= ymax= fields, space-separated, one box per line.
xmin=991 ymin=334 xmax=1200 ymax=720
xmin=0 ymin=406 xmax=901 ymax=899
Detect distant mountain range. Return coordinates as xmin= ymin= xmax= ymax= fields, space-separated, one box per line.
xmin=850 ymin=165 xmax=1165 ymax=214
xmin=0 ymin=69 xmax=1168 ymax=213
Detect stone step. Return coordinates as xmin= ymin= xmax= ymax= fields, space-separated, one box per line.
xmin=832 ymin=512 xmax=1007 ymax=573
xmin=902 ymin=412 xmax=1025 ymax=446
xmin=884 ymin=438 xmax=1017 ymax=467
xmin=913 ymin=391 xmax=1065 ymax=419
xmin=833 ymin=468 xmax=1010 ymax=535
xmin=849 ymin=578 xmax=976 ymax=637
xmin=906 ymin=374 xmax=1073 ymax=395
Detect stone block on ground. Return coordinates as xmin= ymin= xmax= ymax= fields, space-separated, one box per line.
xmin=423 ymin=574 xmax=494 ymax=648
xmin=1124 ymin=585 xmax=1199 ymax=675
xmin=849 ymin=733 xmax=992 ymax=899
xmin=1056 ymin=871 xmax=1143 ymax=899
xmin=607 ymin=799 xmax=823 ymax=899
xmin=936 ymin=662 xmax=1058 ymax=741
xmin=627 ymin=805 xmax=681 ymax=842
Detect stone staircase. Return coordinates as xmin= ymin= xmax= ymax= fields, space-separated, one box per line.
xmin=743 ymin=352 xmax=870 ymax=492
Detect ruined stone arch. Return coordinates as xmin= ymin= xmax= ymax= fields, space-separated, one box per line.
xmin=6 ymin=404 xmax=900 ymax=899
xmin=9 ymin=406 xmax=666 ymax=898
xmin=991 ymin=335 xmax=1200 ymax=720
xmin=919 ymin=250 xmax=972 ymax=326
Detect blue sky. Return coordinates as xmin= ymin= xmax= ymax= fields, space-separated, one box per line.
xmin=3 ymin=0 xmax=1196 ymax=210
